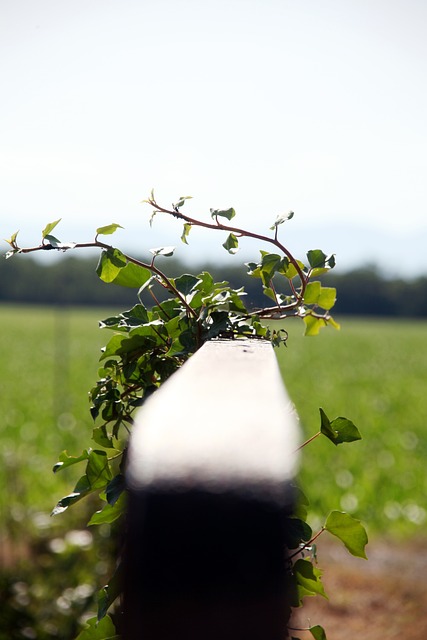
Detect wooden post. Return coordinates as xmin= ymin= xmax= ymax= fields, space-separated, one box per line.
xmin=124 ymin=339 xmax=300 ymax=640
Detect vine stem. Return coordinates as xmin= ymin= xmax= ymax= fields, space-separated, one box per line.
xmin=288 ymin=527 xmax=326 ymax=561
xmin=295 ymin=431 xmax=321 ymax=451
xmin=17 ymin=239 xmax=199 ymax=320
xmin=148 ymin=199 xmax=308 ymax=300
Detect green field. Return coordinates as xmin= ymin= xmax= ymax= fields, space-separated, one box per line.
xmin=275 ymin=317 xmax=427 ymax=539
xmin=1 ymin=304 xmax=426 ymax=637
xmin=1 ymin=305 xmax=426 ymax=542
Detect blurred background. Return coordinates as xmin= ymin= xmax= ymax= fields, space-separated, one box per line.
xmin=1 ymin=1 xmax=427 ymax=638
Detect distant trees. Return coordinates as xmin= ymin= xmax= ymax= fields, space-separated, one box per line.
xmin=2 ymin=254 xmax=427 ymax=317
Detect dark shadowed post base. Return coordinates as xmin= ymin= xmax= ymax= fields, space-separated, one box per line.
xmin=124 ymin=488 xmax=294 ymax=640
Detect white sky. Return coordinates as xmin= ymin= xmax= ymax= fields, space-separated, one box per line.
xmin=1 ymin=0 xmax=427 ymax=275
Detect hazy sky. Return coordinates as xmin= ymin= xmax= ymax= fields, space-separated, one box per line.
xmin=2 ymin=0 xmax=427 ymax=275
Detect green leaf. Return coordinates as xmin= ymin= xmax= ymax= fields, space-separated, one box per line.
xmin=53 ymin=449 xmax=114 ymax=515
xmin=194 ymin=271 xmax=215 ymax=295
xmin=324 ymin=511 xmax=368 ymax=559
xmin=92 ymin=426 xmax=113 ymax=449
xmin=45 ymin=235 xmax=63 ymax=248
xmin=174 ymin=273 xmax=200 ymax=296
xmin=310 ymin=255 xmax=336 ymax=277
xmin=310 ymin=625 xmax=328 ymax=640
xmin=110 ymin=262 xmax=151 ymax=288
xmin=173 ymin=195 xmax=192 ymax=209
xmin=181 ymin=223 xmax=192 ymax=244
xmin=88 ymin=493 xmax=126 ymax=526
xmin=96 ymin=223 xmax=124 ymax=236
xmin=210 ymin=207 xmax=236 ymax=221
xmin=284 ymin=517 xmax=313 ymax=549
xmin=51 ymin=476 xmax=91 ymax=515
xmin=260 ymin=252 xmax=282 ymax=286
xmin=317 ymin=287 xmax=336 ymax=310
xmin=269 ymin=210 xmax=294 ymax=230
xmin=293 ymin=558 xmax=328 ymax=600
xmin=105 ymin=474 xmax=126 ymax=506
xmin=307 ymin=249 xmax=327 ymax=269
xmin=53 ymin=449 xmax=91 ymax=473
xmin=327 ymin=315 xmax=341 ymax=330
xmin=149 ymin=246 xmax=175 ymax=257
xmin=42 ymin=219 xmax=61 ymax=239
xmin=279 ymin=258 xmax=306 ymax=280
xmin=5 ymin=230 xmax=19 ymax=247
xmin=222 ymin=233 xmax=239 ymax=254
xmin=75 ymin=614 xmax=117 ymax=640
xmin=97 ymin=563 xmax=124 ymax=621
xmin=246 ymin=261 xmax=262 ymax=278
xmin=86 ymin=450 xmax=112 ymax=489
xmin=303 ymin=315 xmax=326 ymax=336
xmin=304 ymin=281 xmax=321 ymax=304
xmin=319 ymin=408 xmax=362 ymax=445
xmin=96 ymin=249 xmax=127 ymax=283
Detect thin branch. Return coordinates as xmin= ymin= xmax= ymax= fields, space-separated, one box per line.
xmin=295 ymin=431 xmax=321 ymax=452
xmin=147 ymin=199 xmax=308 ymax=298
xmin=288 ymin=527 xmax=326 ymax=561
xmin=17 ymin=238 xmax=199 ymax=320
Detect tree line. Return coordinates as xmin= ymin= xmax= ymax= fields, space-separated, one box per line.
xmin=1 ymin=254 xmax=427 ymax=317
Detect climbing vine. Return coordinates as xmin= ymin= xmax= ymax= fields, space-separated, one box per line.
xmin=5 ymin=192 xmax=368 ymax=639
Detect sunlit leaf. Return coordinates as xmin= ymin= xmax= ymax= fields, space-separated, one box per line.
xmin=303 ymin=315 xmax=326 ymax=336
xmin=96 ymin=248 xmax=127 ymax=283
xmin=74 ymin=614 xmax=117 ymax=640
xmin=304 ymin=281 xmax=321 ymax=304
xmin=326 ymin=315 xmax=341 ymax=330
xmin=42 ymin=219 xmax=61 ymax=239
xmin=269 ymin=210 xmax=294 ymax=230
xmin=149 ymin=246 xmax=176 ymax=257
xmin=318 ymin=287 xmax=336 ymax=310
xmin=96 ymin=223 xmax=124 ymax=236
xmin=181 ymin=223 xmax=192 ymax=244
xmin=324 ymin=511 xmax=368 ymax=559
xmin=246 ymin=261 xmax=262 ymax=278
xmin=110 ymin=262 xmax=151 ymax=288
xmin=5 ymin=230 xmax=19 ymax=247
xmin=278 ymin=258 xmax=306 ymax=280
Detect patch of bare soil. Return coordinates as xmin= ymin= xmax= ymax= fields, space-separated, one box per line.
xmin=291 ymin=537 xmax=427 ymax=640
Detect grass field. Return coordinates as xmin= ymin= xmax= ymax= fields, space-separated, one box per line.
xmin=1 ymin=305 xmax=426 ymax=543
xmin=275 ymin=317 xmax=427 ymax=539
